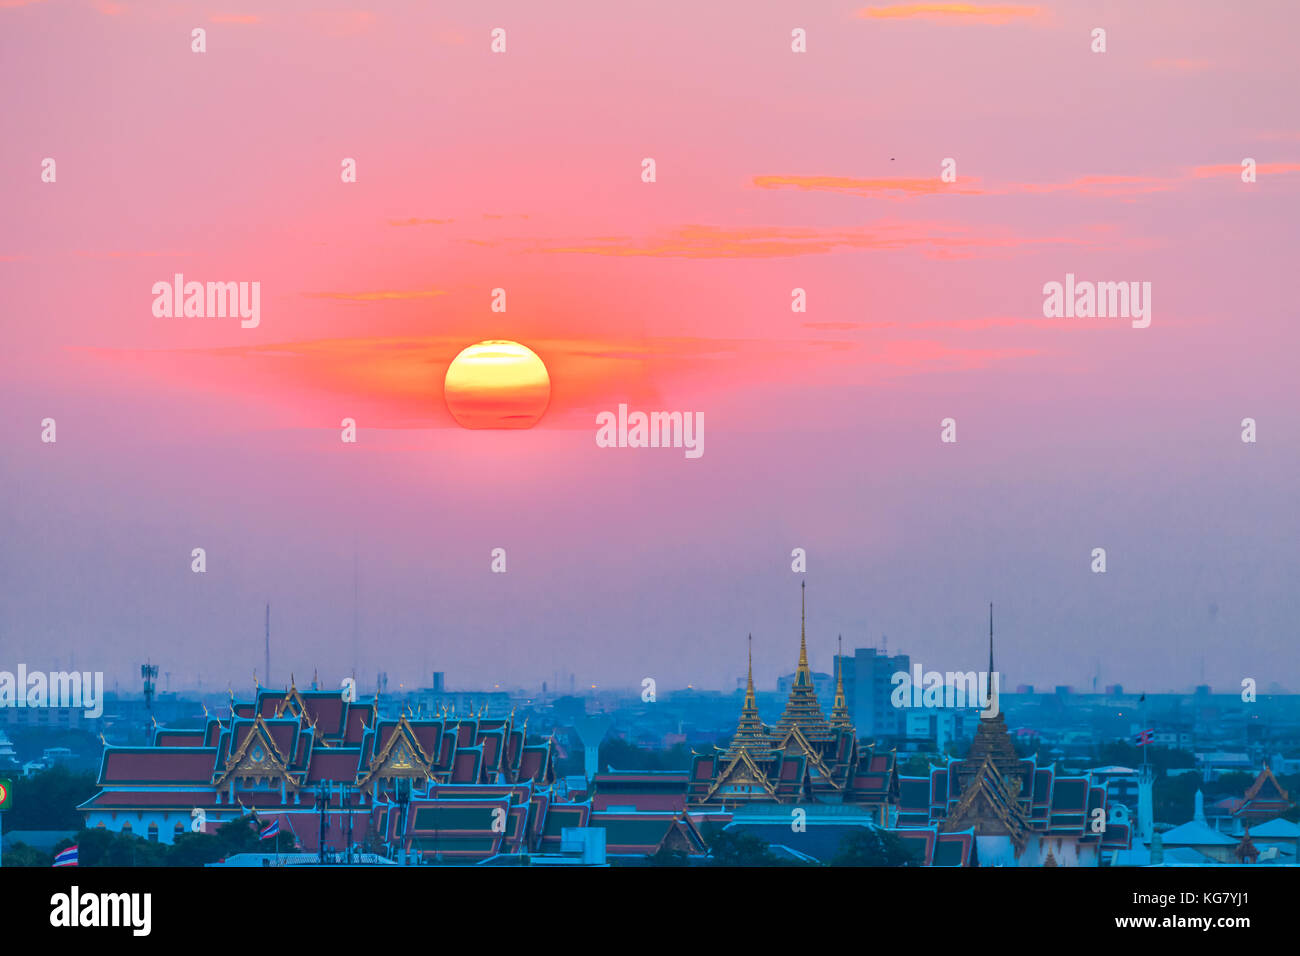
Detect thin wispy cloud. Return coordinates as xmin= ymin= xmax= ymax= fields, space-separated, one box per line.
xmin=1191 ymin=161 xmax=1300 ymax=178
xmin=503 ymin=222 xmax=1095 ymax=260
xmin=300 ymin=288 xmax=448 ymax=301
xmin=855 ymin=3 xmax=1042 ymax=23
xmin=752 ymin=165 xmax=1300 ymax=202
xmin=753 ymin=174 xmax=984 ymax=198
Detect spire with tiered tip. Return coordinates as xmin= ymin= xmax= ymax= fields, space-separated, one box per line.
xmin=958 ymin=602 xmax=1022 ymax=794
xmin=723 ymin=634 xmax=770 ymax=759
xmin=829 ymin=634 xmax=854 ymax=733
xmin=775 ymin=581 xmax=832 ymax=741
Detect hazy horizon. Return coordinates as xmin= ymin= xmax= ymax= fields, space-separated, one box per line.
xmin=2 ymin=0 xmax=1297 ymax=695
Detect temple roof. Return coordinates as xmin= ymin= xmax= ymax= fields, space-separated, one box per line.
xmin=773 ymin=582 xmax=832 ymax=741
xmin=723 ymin=635 xmax=771 ymax=760
xmin=828 ymin=635 xmax=854 ymax=734
xmin=942 ymin=755 xmax=1033 ymax=852
xmin=1235 ymin=764 xmax=1293 ymax=821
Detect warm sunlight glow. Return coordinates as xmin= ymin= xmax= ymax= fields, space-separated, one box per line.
xmin=443 ymin=340 xmax=551 ymax=429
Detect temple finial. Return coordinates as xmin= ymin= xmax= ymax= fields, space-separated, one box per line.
xmin=747 ymin=633 xmax=754 ymax=693
xmin=989 ymin=602 xmax=995 ymax=676
xmin=837 ymin=634 xmax=844 ymax=692
xmin=830 ymin=634 xmax=854 ymax=732
xmin=799 ymin=580 xmax=809 ymax=668
xmin=725 ymin=633 xmax=768 ymax=759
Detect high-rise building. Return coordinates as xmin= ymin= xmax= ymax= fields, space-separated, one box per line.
xmin=839 ymin=646 xmax=910 ymax=740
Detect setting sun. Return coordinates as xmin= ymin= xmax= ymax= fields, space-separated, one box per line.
xmin=443 ymin=340 xmax=551 ymax=429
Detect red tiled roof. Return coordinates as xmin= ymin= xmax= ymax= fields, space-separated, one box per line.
xmin=101 ymin=749 xmax=216 ymax=784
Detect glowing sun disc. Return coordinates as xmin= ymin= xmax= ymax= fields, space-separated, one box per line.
xmin=444 ymin=340 xmax=551 ymax=429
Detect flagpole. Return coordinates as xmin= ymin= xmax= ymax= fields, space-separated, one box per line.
xmin=1141 ymin=692 xmax=1148 ymax=769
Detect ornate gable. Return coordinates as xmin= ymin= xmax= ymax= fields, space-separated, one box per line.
xmin=771 ymin=724 xmax=842 ymax=789
xmin=943 ymin=755 xmax=1032 ymax=854
xmin=702 ymin=749 xmax=779 ymax=804
xmin=1243 ymin=765 xmax=1290 ymax=804
xmin=359 ymin=715 xmax=435 ymax=786
xmin=214 ymin=716 xmax=299 ymax=788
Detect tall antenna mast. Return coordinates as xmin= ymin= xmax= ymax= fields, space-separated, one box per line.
xmin=353 ymin=538 xmax=360 ymax=680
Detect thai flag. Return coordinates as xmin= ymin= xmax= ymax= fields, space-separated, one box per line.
xmin=53 ymin=845 xmax=78 ymax=867
xmin=1135 ymin=729 xmax=1154 ymax=746
xmin=259 ymin=819 xmax=279 ymax=840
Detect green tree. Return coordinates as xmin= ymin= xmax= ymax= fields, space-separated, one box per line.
xmin=701 ymin=823 xmax=777 ymax=866
xmin=56 ymin=828 xmax=167 ymax=866
xmin=1154 ymin=772 xmax=1201 ymax=824
xmin=2 ymin=841 xmax=52 ymax=866
xmin=831 ymin=827 xmax=917 ymax=866
xmin=166 ymin=832 xmax=228 ymax=867
xmin=57 ymin=828 xmax=110 ymax=866
xmin=7 ymin=766 xmax=97 ymax=829
xmin=899 ymin=754 xmax=936 ymax=777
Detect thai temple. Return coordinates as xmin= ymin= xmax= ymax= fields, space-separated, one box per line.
xmin=80 ymin=586 xmax=1137 ymax=865
xmin=676 ymin=586 xmax=1132 ymax=865
xmin=80 ymin=678 xmax=561 ymax=860
xmin=684 ymin=584 xmax=896 ymax=817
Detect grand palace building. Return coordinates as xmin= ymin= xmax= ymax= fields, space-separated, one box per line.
xmin=81 ymin=586 xmax=1136 ymax=865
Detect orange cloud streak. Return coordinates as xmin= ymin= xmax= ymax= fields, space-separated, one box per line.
xmin=78 ymin=329 xmax=1038 ymax=429
xmin=300 ymin=288 xmax=447 ymax=301
xmin=855 ymin=3 xmax=1041 ymax=23
xmin=753 ymin=174 xmax=984 ymax=198
xmin=514 ymin=222 xmax=1094 ymax=260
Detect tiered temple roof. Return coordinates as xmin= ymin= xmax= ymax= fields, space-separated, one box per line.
xmin=828 ymin=635 xmax=854 ymax=734
xmin=683 ymin=584 xmax=897 ymax=816
xmin=1233 ymin=765 xmax=1293 ymax=825
xmin=80 ymin=677 xmax=559 ymax=862
xmin=722 ymin=635 xmax=770 ymax=761
xmin=772 ymin=581 xmax=833 ymax=743
xmin=895 ymin=607 xmax=1132 ymax=864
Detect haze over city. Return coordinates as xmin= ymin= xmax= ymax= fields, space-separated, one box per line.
xmin=1 ymin=0 xmax=1297 ymax=695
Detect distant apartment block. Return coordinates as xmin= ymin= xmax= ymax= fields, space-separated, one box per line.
xmin=838 ymin=648 xmax=910 ymax=740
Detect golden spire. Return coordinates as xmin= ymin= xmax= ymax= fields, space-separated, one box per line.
xmin=799 ymin=580 xmax=809 ymax=669
xmin=775 ymin=581 xmax=832 ymax=741
xmin=830 ymin=634 xmax=854 ymax=733
xmin=723 ymin=634 xmax=770 ymax=759
xmin=747 ymin=635 xmax=756 ymax=697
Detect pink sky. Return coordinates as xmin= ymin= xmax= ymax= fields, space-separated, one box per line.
xmin=1 ymin=0 xmax=1297 ymax=695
